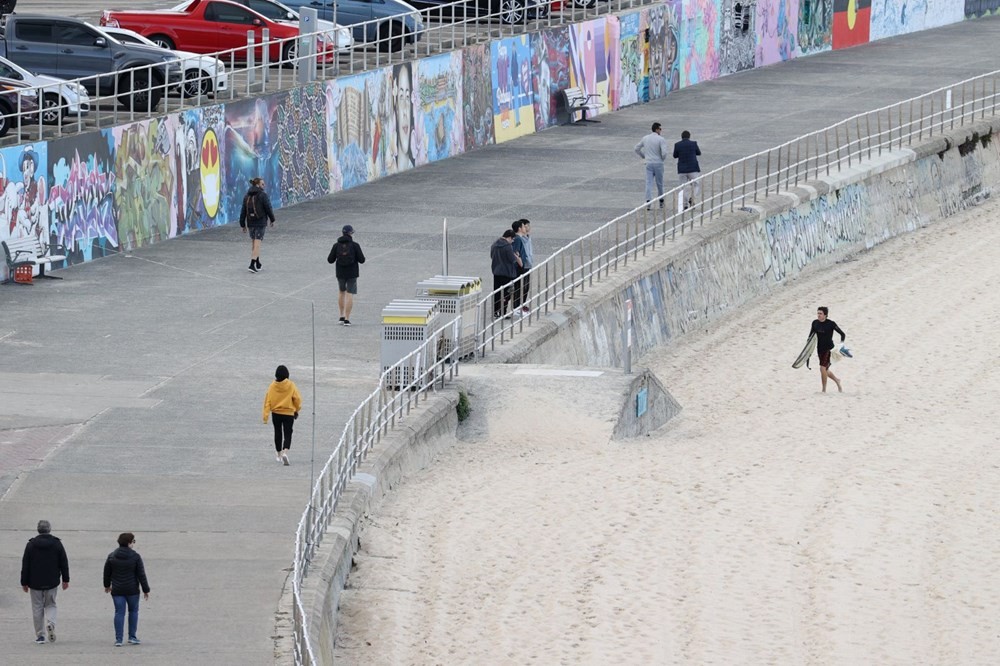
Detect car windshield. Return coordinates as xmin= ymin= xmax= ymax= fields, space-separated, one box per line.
xmin=84 ymin=23 xmax=124 ymax=45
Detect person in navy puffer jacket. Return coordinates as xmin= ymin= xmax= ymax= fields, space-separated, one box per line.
xmin=103 ymin=532 xmax=151 ymax=647
xmin=673 ymin=130 xmax=702 ymax=209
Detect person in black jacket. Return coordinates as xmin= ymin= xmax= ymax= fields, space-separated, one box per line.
xmin=809 ymin=306 xmax=846 ymax=393
xmin=20 ymin=519 xmax=70 ymax=644
xmin=490 ymin=229 xmax=521 ymax=319
xmin=327 ymin=224 xmax=366 ymax=326
xmin=103 ymin=532 xmax=151 ymax=647
xmin=673 ymin=130 xmax=702 ymax=209
xmin=239 ymin=177 xmax=276 ymax=274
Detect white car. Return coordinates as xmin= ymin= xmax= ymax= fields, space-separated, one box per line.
xmin=0 ymin=56 xmax=90 ymax=125
xmin=98 ymin=26 xmax=230 ymax=98
xmin=171 ymin=0 xmax=355 ymax=51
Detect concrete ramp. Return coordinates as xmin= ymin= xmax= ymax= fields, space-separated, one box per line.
xmin=457 ymin=364 xmax=680 ymax=441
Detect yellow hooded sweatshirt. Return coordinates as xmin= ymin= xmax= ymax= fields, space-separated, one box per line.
xmin=263 ymin=379 xmax=302 ymax=423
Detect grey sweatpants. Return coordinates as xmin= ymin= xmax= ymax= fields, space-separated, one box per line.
xmin=30 ymin=587 xmax=58 ymax=637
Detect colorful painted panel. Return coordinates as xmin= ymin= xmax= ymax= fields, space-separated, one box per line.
xmin=870 ymin=0 xmax=964 ymax=40
xmin=0 ymin=143 xmax=48 ymax=281
xmin=680 ymin=0 xmax=721 ymax=88
xmin=48 ymin=132 xmax=117 ymax=267
xmin=462 ymin=44 xmax=495 ymax=151
xmin=276 ymin=85 xmax=329 ymax=207
xmin=756 ymin=0 xmax=799 ymax=67
xmin=414 ymin=52 xmax=464 ymax=165
xmin=531 ymin=27 xmax=571 ymax=129
xmin=570 ymin=20 xmax=610 ymax=112
xmin=720 ymin=0 xmax=756 ymax=74
xmin=605 ymin=16 xmax=623 ymax=111
xmin=326 ymin=69 xmax=395 ymax=192
xmin=833 ymin=0 xmax=871 ymax=49
xmin=492 ymin=35 xmax=536 ymax=143
xmin=223 ymin=97 xmax=281 ymax=222
xmin=966 ymin=0 xmax=1000 ymax=17
xmin=798 ymin=0 xmax=834 ymax=53
xmin=618 ymin=12 xmax=645 ymax=108
xmin=175 ymin=105 xmax=226 ymax=234
xmin=112 ymin=116 xmax=178 ymax=251
xmin=647 ymin=4 xmax=682 ymax=98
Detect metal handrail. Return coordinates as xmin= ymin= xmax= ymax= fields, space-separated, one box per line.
xmin=472 ymin=69 xmax=1000 ymax=354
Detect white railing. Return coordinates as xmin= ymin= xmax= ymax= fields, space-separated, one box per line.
xmin=472 ymin=68 xmax=1000 ymax=354
xmin=289 ymin=314 xmax=461 ymax=665
xmin=1 ymin=0 xmax=648 ymax=145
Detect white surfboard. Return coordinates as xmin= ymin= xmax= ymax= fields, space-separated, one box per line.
xmin=792 ymin=334 xmax=817 ymax=369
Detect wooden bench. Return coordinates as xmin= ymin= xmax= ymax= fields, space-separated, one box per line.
xmin=2 ymin=236 xmax=67 ymax=284
xmin=562 ymin=86 xmax=604 ymax=124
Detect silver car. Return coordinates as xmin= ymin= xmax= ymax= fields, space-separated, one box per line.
xmin=0 ymin=56 xmax=91 ymax=125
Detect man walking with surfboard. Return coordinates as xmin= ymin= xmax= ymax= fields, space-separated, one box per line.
xmin=809 ymin=306 xmax=846 ymax=392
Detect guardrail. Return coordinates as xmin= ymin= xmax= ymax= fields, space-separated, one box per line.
xmin=1 ymin=0 xmax=648 ymax=146
xmin=287 ymin=68 xmax=1000 ymax=665
xmin=290 ymin=314 xmax=461 ymax=665
xmin=472 ymin=68 xmax=1000 ymax=354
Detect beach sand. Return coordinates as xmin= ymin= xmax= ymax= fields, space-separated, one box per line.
xmin=333 ymin=197 xmax=1000 ymax=664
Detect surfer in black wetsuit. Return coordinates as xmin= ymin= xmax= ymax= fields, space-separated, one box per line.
xmin=810 ymin=306 xmax=846 ymax=393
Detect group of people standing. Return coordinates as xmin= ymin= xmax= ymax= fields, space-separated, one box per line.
xmin=635 ymin=123 xmax=702 ymax=210
xmin=20 ymin=521 xmax=150 ymax=647
xmin=490 ymin=218 xmax=534 ymax=319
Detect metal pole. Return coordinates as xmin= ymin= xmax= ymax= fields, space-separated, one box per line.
xmin=442 ymin=218 xmax=448 ymax=275
xmin=623 ymin=298 xmax=633 ymax=374
xmin=308 ymin=301 xmax=317 ymax=549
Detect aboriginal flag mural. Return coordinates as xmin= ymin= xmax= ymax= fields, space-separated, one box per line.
xmin=833 ymin=0 xmax=871 ymax=49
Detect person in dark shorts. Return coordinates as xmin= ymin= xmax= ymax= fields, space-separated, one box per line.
xmin=327 ymin=225 xmax=366 ymax=326
xmin=262 ymin=365 xmax=302 ymax=465
xmin=239 ymin=177 xmax=276 ymax=273
xmin=809 ymin=306 xmax=846 ymax=392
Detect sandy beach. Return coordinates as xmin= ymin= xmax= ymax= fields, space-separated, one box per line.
xmin=333 ymin=196 xmax=1000 ymax=665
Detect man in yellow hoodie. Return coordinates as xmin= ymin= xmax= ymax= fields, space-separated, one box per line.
xmin=262 ymin=365 xmax=302 ymax=466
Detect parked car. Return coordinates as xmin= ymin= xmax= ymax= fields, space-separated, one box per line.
xmin=101 ymin=0 xmax=340 ymax=65
xmin=99 ymin=26 xmax=229 ymax=98
xmin=405 ymin=0 xmax=549 ymax=24
xmin=0 ymin=77 xmax=40 ymax=137
xmin=0 ymin=14 xmax=182 ymax=110
xmin=0 ymin=55 xmax=90 ymax=125
xmin=279 ymin=0 xmax=423 ymax=52
xmin=171 ymin=0 xmax=354 ymax=50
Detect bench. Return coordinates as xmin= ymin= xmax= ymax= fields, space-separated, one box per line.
xmin=2 ymin=236 xmax=67 ymax=285
xmin=562 ymin=86 xmax=604 ymax=124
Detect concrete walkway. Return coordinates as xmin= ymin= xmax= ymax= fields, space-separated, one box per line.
xmin=1 ymin=16 xmax=999 ymax=664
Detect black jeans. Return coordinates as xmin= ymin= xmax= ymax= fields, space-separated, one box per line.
xmin=511 ymin=267 xmax=530 ymax=309
xmin=492 ymin=275 xmax=513 ymax=317
xmin=272 ymin=413 xmax=294 ymax=452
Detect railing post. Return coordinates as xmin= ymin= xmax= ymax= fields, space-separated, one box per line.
xmin=247 ymin=31 xmax=256 ymax=92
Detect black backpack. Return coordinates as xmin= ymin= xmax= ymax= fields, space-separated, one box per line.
xmin=328 ymin=241 xmax=355 ymax=266
xmin=245 ymin=191 xmax=262 ymax=221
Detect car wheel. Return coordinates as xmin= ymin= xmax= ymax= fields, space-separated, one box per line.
xmin=281 ymin=41 xmax=297 ymax=68
xmin=0 ymin=108 xmax=9 ymax=138
xmin=182 ymin=70 xmax=213 ymax=98
xmin=149 ymin=34 xmax=176 ymax=50
xmin=41 ymin=93 xmax=64 ymax=125
xmin=573 ymin=0 xmax=597 ymax=7
xmin=499 ymin=0 xmax=526 ymax=24
xmin=118 ymin=71 xmax=163 ymax=111
xmin=377 ymin=21 xmax=405 ymax=53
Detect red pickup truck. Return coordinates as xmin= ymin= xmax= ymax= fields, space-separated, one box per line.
xmin=101 ymin=0 xmax=337 ymax=64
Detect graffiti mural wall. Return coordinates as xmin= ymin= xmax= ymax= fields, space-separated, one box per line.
xmin=492 ymin=35 xmax=536 ymax=143
xmin=966 ymin=0 xmax=1000 ymax=17
xmin=680 ymin=0 xmax=721 ymax=88
xmin=617 ymin=12 xmax=646 ymax=109
xmin=112 ymin=117 xmax=177 ymax=251
xmin=871 ymin=0 xmax=965 ymax=40
xmin=276 ymin=85 xmax=329 ymax=207
xmin=0 ymin=143 xmax=48 ymax=281
xmin=531 ymin=27 xmax=572 ymax=129
xmin=462 ymin=44 xmax=494 ymax=151
xmin=176 ymin=106 xmax=226 ymax=234
xmin=756 ymin=0 xmax=799 ymax=66
xmin=648 ymin=3 xmax=682 ymax=98
xmin=798 ymin=0 xmax=834 ymax=53
xmin=833 ymin=0 xmax=871 ymax=48
xmin=223 ymin=97 xmax=281 ymax=222
xmin=720 ymin=0 xmax=757 ymax=75
xmin=415 ymin=53 xmax=464 ymax=165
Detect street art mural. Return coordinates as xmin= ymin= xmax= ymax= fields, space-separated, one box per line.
xmin=48 ymin=132 xmax=117 ymax=267
xmin=870 ymin=0 xmax=965 ymax=40
xmin=112 ymin=117 xmax=177 ymax=251
xmin=175 ymin=105 xmax=225 ymax=235
xmin=798 ymin=0 xmax=834 ymax=53
xmin=415 ymin=52 xmax=464 ymax=165
xmin=720 ymin=0 xmax=756 ymax=75
xmin=223 ymin=97 xmax=281 ymax=222
xmin=605 ymin=16 xmax=623 ymax=111
xmin=325 ymin=68 xmax=395 ymax=192
xmin=570 ymin=20 xmax=609 ymax=112
xmin=276 ymin=85 xmax=329 ymax=207
xmin=391 ymin=62 xmax=419 ymax=173
xmin=462 ymin=44 xmax=494 ymax=151
xmin=618 ymin=12 xmax=645 ymax=108
xmin=492 ymin=35 xmax=536 ymax=143
xmin=966 ymin=0 xmax=1000 ymax=17
xmin=0 ymin=143 xmax=48 ymax=281
xmin=531 ymin=27 xmax=571 ymax=129
xmin=756 ymin=0 xmax=799 ymax=66
xmin=833 ymin=0 xmax=871 ymax=49
xmin=680 ymin=0 xmax=720 ymax=87
xmin=647 ymin=4 xmax=681 ymax=99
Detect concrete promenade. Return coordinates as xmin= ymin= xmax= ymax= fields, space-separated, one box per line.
xmin=1 ymin=16 xmax=999 ymax=663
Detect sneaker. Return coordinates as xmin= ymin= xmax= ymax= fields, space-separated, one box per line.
xmin=254 ymin=259 xmax=262 ymax=271
xmin=282 ymin=453 xmax=289 ymax=466
xmin=276 ymin=452 xmax=283 ymax=463
xmin=35 ymin=635 xmax=45 ymax=644
xmin=128 ymin=637 xmax=141 ymax=645
xmin=338 ymin=316 xmax=346 ymax=324
xmin=47 ymin=623 xmax=55 ymax=643
xmin=343 ymin=319 xmax=351 ymax=326
xmin=248 ymin=262 xmax=258 ymax=273
xmin=114 ymin=641 xmax=123 ymax=647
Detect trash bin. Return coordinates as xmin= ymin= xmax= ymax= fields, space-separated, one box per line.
xmin=380 ymin=299 xmax=441 ymax=388
xmin=415 ymin=275 xmax=482 ymax=359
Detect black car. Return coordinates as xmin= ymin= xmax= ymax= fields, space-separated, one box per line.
xmin=407 ymin=0 xmax=549 ymax=25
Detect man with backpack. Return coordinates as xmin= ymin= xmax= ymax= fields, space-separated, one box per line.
xmin=239 ymin=177 xmax=276 ymax=273
xmin=327 ymin=225 xmax=366 ymax=326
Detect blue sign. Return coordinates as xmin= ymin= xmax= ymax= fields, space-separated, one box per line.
xmin=636 ymin=387 xmax=648 ymax=417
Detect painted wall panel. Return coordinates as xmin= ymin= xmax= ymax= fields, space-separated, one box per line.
xmin=833 ymin=0 xmax=871 ymax=49
xmin=0 ymin=143 xmax=48 ymax=281
xmin=756 ymin=0 xmax=800 ymax=66
xmin=112 ymin=116 xmax=178 ymax=251
xmin=680 ymin=0 xmax=721 ymax=87
xmin=871 ymin=0 xmax=965 ymax=40
xmin=798 ymin=0 xmax=834 ymax=53
xmin=277 ymin=85 xmax=330 ymax=207
xmin=531 ymin=28 xmax=571 ymax=129
xmin=648 ymin=3 xmax=682 ymax=98
xmin=720 ymin=0 xmax=757 ymax=74
xmin=617 ymin=12 xmax=646 ymax=109
xmin=223 ymin=98 xmax=281 ymax=223
xmin=492 ymin=35 xmax=536 ymax=143
xmin=176 ymin=106 xmax=226 ymax=234
xmin=414 ymin=52 xmax=464 ymax=165
xmin=462 ymin=44 xmax=495 ymax=151
xmin=966 ymin=0 xmax=1000 ymax=17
